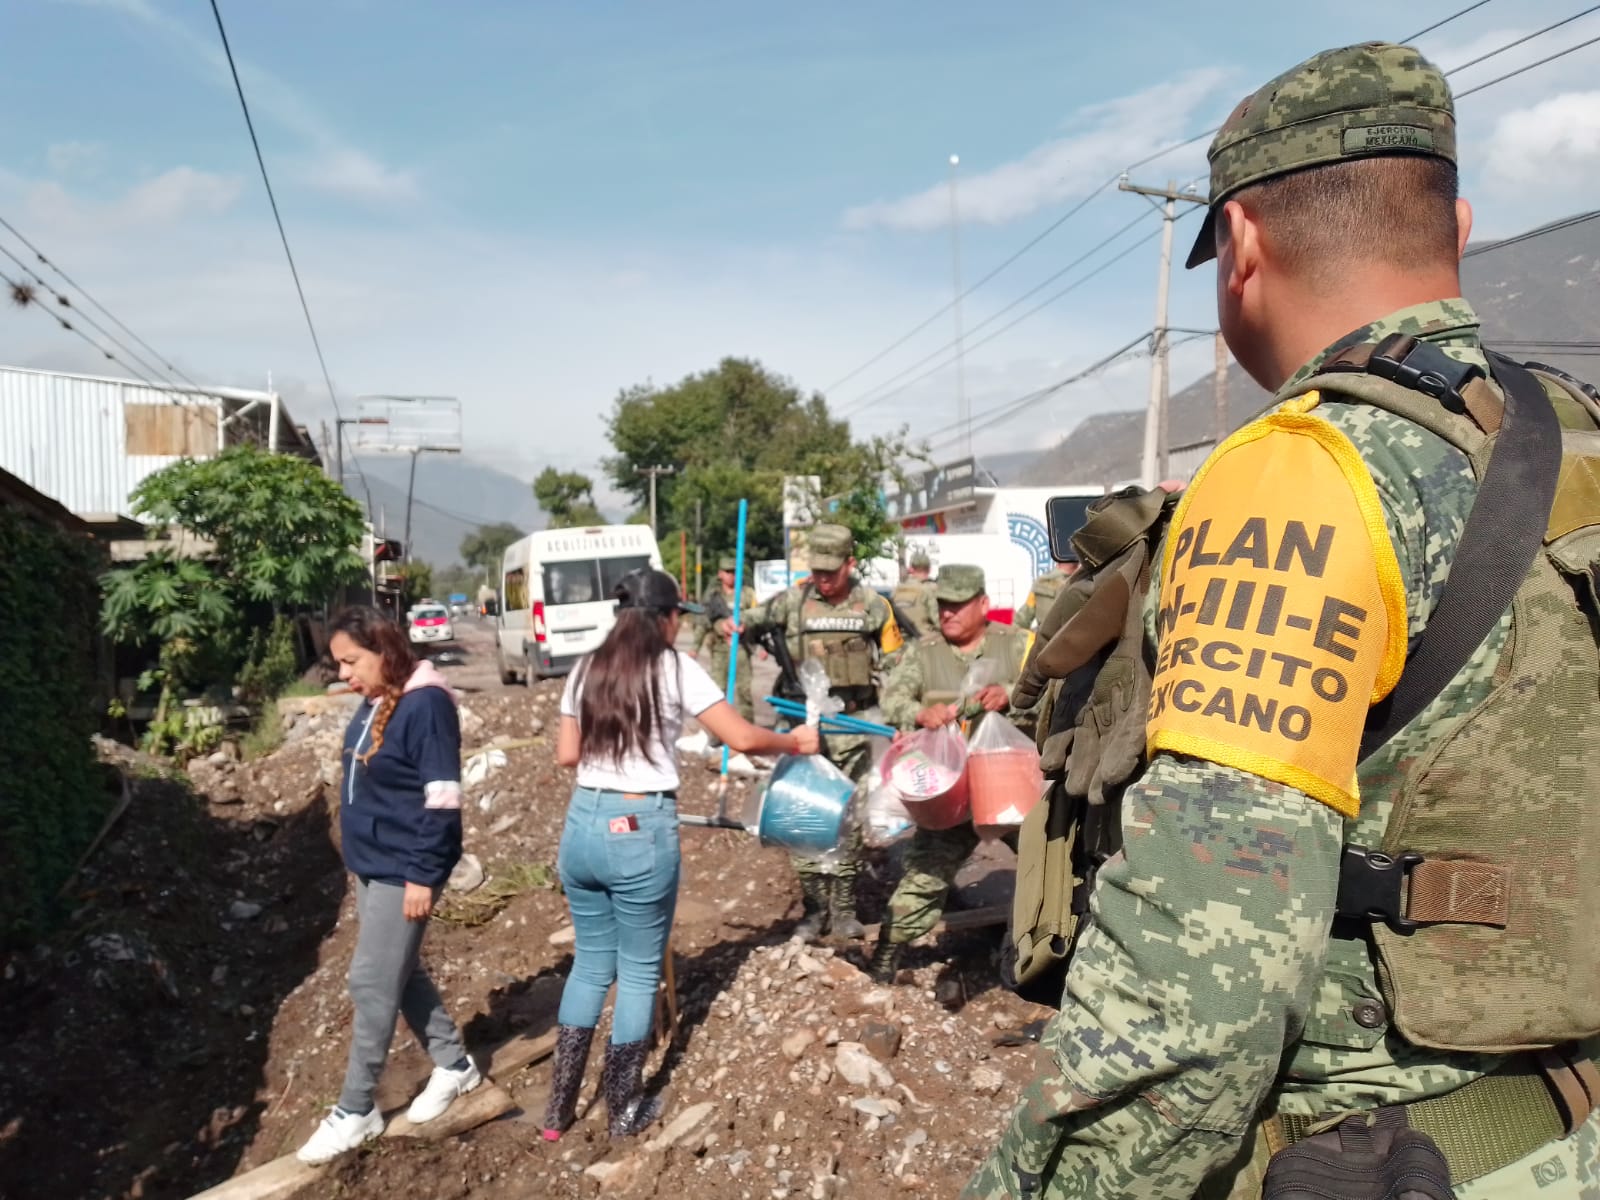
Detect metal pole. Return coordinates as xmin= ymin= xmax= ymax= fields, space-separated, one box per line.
xmin=679 ymin=528 xmax=688 ymax=593
xmin=720 ymin=498 xmax=750 ymax=784
xmin=403 ymin=448 xmax=420 ymax=563
xmin=1144 ymin=185 xmax=1176 ymax=486
xmin=694 ymin=497 xmax=703 ymax=601
xmin=948 ymin=154 xmax=970 ymax=457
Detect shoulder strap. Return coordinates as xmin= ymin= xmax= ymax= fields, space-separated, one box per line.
xmin=1359 ymin=353 xmax=1564 ymax=761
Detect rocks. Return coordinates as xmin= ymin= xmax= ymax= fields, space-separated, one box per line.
xmin=834 ymin=1042 xmax=895 ymax=1090
xmin=860 ymin=1020 xmax=902 ymax=1061
xmin=584 ymin=1154 xmax=644 ymax=1193
xmin=969 ymin=1065 xmax=1005 ymax=1096
xmin=781 ymin=1029 xmax=816 ymax=1061
xmin=644 ymin=1101 xmax=716 ymax=1151
xmin=226 ymin=900 xmax=263 ymax=921
xmin=447 ymin=853 xmax=485 ymax=894
xmin=547 ymin=925 xmax=576 ymax=947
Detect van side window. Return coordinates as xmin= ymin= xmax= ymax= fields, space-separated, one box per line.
xmin=504 ymin=567 xmax=528 ymax=612
xmin=544 ymin=561 xmax=602 ymax=605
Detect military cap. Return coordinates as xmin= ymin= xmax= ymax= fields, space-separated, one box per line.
xmin=934 ymin=564 xmax=986 ymax=603
xmin=718 ymin=556 xmax=738 ymax=572
xmin=909 ymin=550 xmax=931 ymax=570
xmin=807 ymin=524 xmax=855 ymax=571
xmin=1187 ymin=42 xmax=1456 ymax=269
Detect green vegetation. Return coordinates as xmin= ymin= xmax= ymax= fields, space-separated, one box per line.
xmin=459 ymin=522 xmax=523 ymax=575
xmin=0 ymin=505 xmax=111 ymax=948
xmin=533 ymin=468 xmax=605 ymax=528
xmin=434 ymin=860 xmax=559 ymax=927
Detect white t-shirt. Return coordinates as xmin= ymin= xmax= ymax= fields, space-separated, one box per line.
xmin=560 ymin=649 xmax=727 ymax=793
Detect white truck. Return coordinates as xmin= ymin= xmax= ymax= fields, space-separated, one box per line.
xmin=496 ymin=524 xmax=663 ymax=684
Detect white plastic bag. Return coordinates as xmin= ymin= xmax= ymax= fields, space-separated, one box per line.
xmin=967 ymin=712 xmax=1043 ymax=835
xmin=861 ymin=755 xmax=914 ymax=847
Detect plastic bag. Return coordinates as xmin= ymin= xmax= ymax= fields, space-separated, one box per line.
xmin=798 ymin=659 xmax=842 ymax=725
xmin=881 ymin=726 xmax=970 ymax=830
xmin=862 ymin=754 xmax=914 ymax=847
xmin=967 ymin=712 xmax=1043 ymax=836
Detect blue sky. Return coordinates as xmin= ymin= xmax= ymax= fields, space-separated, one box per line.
xmin=2 ymin=0 xmax=1597 ymax=516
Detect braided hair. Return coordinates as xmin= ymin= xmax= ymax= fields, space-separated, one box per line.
xmin=329 ymin=606 xmax=416 ymax=763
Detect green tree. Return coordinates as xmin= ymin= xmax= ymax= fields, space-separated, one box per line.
xmin=533 ymin=468 xmax=605 ymax=528
xmin=459 ymin=522 xmax=523 ymax=575
xmin=603 ymin=357 xmax=919 ymax=565
xmin=397 ymin=561 xmax=435 ymax=609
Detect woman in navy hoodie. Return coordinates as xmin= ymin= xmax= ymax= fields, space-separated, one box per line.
xmin=297 ymin=606 xmax=479 ymax=1165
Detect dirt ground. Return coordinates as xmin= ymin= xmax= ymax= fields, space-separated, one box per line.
xmin=0 ymin=618 xmax=1056 ymax=1200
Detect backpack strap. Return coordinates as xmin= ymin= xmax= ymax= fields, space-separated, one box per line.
xmin=1357 ymin=352 xmax=1564 ymax=762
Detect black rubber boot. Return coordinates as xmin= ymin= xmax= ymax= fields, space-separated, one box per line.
xmin=541 ymin=1024 xmax=595 ymax=1141
xmin=828 ymin=875 xmax=866 ymax=941
xmin=869 ymin=936 xmax=905 ymax=984
xmin=794 ymin=874 xmax=831 ymax=943
xmin=603 ymin=1039 xmax=664 ymax=1138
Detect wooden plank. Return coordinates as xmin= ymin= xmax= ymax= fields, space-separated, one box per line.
xmin=189 ymin=1036 xmax=553 ymax=1200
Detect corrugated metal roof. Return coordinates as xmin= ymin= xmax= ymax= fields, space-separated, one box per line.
xmin=0 ymin=365 xmax=314 ymax=517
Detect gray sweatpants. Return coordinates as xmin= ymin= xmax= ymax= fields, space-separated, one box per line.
xmin=338 ymin=877 xmax=466 ymax=1113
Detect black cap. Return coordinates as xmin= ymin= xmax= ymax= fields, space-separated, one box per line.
xmin=614 ymin=568 xmax=703 ymax=615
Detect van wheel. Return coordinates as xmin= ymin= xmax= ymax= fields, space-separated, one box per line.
xmin=498 ymin=660 xmax=518 ymax=686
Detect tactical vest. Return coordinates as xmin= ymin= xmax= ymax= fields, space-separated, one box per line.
xmin=787 ymin=583 xmax=882 ymax=702
xmin=914 ymin=624 xmax=1028 ymax=722
xmin=891 ymin=580 xmax=936 ymax=636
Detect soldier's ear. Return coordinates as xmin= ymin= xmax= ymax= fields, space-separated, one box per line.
xmin=1454 ymin=197 xmax=1473 ymax=260
xmin=1219 ymin=199 xmax=1259 ymax=299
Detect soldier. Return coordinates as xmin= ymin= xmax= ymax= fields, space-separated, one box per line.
xmin=870 ymin=565 xmax=1029 ymax=983
xmin=969 ymin=42 xmax=1600 ymax=1199
xmin=1013 ymin=551 xmax=1079 ymax=633
xmin=731 ymin=524 xmax=902 ymax=942
xmin=699 ymin=556 xmax=756 ymax=721
xmin=890 ymin=550 xmax=940 ymax=638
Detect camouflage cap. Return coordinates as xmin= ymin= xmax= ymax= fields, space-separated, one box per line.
xmin=807 ymin=523 xmax=855 ymax=571
xmin=909 ymin=550 xmax=931 ymax=570
xmin=718 ymin=556 xmax=738 ymax=572
xmin=1186 ymin=42 xmax=1455 ymax=269
xmin=934 ymin=564 xmax=986 ymax=603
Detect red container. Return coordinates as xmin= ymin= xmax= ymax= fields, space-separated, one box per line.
xmin=968 ymin=746 xmax=1043 ymax=837
xmin=880 ymin=736 xmax=970 ymax=831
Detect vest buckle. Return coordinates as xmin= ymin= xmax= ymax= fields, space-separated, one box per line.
xmin=1336 ymin=846 xmax=1424 ymax=934
xmin=1367 ymin=333 xmax=1486 ymax=415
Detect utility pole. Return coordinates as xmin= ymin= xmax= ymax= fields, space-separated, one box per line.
xmin=636 ymin=465 xmax=677 ymax=537
xmin=402 ymin=448 xmax=421 ymax=563
xmin=694 ymin=498 xmax=703 ymax=601
xmin=1119 ymin=177 xmax=1206 ymax=486
xmin=948 ymin=154 xmax=970 ymax=457
xmin=1214 ymin=331 xmax=1230 ymax=446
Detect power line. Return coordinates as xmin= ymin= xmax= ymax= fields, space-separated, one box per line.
xmin=0 ymin=214 xmax=210 ymax=393
xmin=1444 ymin=4 xmax=1600 ymax=76
xmin=1456 ymin=30 xmax=1600 ymax=96
xmin=207 ymin=0 xmax=371 ymax=508
xmin=1402 ymin=0 xmax=1497 ymax=42
xmin=407 ymin=494 xmax=504 ymax=527
xmin=840 ymin=207 xmax=1159 ymax=414
xmin=1463 ymin=208 xmax=1600 ymax=256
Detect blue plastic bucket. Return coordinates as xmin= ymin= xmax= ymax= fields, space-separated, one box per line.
xmin=756 ymin=754 xmax=854 ymax=854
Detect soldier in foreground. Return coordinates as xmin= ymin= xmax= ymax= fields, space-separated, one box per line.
xmin=890 ymin=550 xmax=940 ymax=637
xmin=969 ymin=42 xmax=1600 ymax=1199
xmin=732 ymin=524 xmax=902 ymax=942
xmin=698 ymin=556 xmax=756 ymax=721
xmin=1013 ymin=550 xmax=1078 ymax=633
xmin=870 ymin=565 xmax=1028 ymax=983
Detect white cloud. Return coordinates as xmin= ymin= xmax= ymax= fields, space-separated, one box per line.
xmin=1482 ymin=90 xmax=1600 ymax=189
xmin=46 ymin=141 xmax=104 ymax=175
xmin=841 ymin=69 xmax=1229 ymax=233
xmin=121 ymin=166 xmax=243 ymax=223
xmin=297 ymin=149 xmax=420 ymax=204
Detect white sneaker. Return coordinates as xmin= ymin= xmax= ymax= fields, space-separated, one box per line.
xmin=406 ymin=1059 xmax=482 ymax=1124
xmin=296 ymin=1106 xmax=383 ymax=1164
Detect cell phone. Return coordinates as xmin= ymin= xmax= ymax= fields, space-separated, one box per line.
xmin=608 ymin=815 xmax=640 ymax=834
xmin=1045 ymin=495 xmax=1097 ymax=563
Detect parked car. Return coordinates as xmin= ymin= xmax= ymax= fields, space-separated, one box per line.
xmin=408 ymin=603 xmax=454 ymax=646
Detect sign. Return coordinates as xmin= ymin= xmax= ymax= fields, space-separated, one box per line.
xmin=753 ymin=559 xmax=793 ymax=603
xmin=449 ymin=592 xmax=468 ymax=604
xmin=884 ymin=457 xmax=979 ymax=523
xmin=352 ymin=396 xmax=463 ymax=454
xmin=1146 ymin=411 xmax=1407 ymax=818
xmin=783 ymin=475 xmax=823 ymax=528
xmin=1006 ymin=511 xmax=1052 ymax=580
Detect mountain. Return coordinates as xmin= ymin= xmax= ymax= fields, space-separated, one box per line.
xmin=347 ymin=454 xmax=549 ymax=566
xmin=1018 ymin=209 xmax=1600 ymax=488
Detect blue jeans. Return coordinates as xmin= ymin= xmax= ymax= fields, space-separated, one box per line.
xmin=555 ymin=787 xmax=680 ymax=1045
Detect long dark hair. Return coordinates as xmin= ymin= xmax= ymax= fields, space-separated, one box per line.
xmin=330 ymin=606 xmax=416 ymax=763
xmin=575 ymin=607 xmax=678 ymax=770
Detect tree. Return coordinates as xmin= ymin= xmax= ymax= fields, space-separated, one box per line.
xmin=460 ymin=522 xmax=523 ymax=575
xmin=397 ymin=561 xmax=435 ymax=609
xmin=533 ymin=468 xmax=605 ymax=529
xmin=603 ymin=357 xmax=920 ymax=565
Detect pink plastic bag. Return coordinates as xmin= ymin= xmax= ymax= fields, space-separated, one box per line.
xmin=880 ymin=726 xmax=970 ymax=831
xmin=966 ymin=713 xmax=1043 ymax=837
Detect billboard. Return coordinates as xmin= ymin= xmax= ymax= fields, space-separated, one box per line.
xmin=351 ymin=395 xmax=462 ymax=453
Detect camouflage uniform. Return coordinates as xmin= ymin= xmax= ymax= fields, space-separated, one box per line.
xmin=700 ymin=559 xmax=756 ymax=722
xmin=875 ymin=565 xmax=1031 ymax=973
xmin=967 ymin=43 xmax=1600 ymax=1200
xmin=1015 ymin=563 xmax=1079 ymax=632
xmin=745 ymin=524 xmax=902 ymax=940
xmin=891 ymin=557 xmax=941 ymax=640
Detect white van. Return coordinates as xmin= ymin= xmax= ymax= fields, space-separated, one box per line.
xmin=496 ymin=525 xmax=663 ymax=684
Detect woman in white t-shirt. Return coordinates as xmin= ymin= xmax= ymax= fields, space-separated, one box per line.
xmin=543 ymin=568 xmax=818 ymax=1142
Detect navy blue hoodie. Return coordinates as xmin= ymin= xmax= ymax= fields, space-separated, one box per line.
xmin=339 ymin=665 xmax=463 ymax=888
